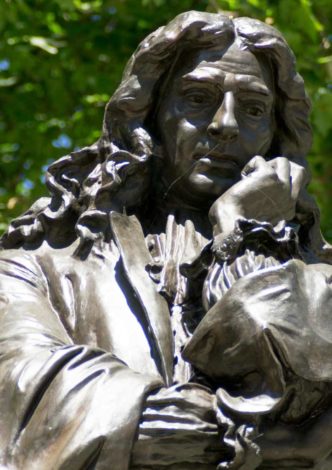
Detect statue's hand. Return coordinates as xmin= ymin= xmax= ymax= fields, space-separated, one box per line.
xmin=131 ymin=383 xmax=226 ymax=468
xmin=209 ymin=156 xmax=307 ymax=236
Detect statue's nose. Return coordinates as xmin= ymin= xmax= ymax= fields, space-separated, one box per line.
xmin=207 ymin=91 xmax=239 ymax=142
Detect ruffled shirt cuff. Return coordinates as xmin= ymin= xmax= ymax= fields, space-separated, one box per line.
xmin=212 ymin=218 xmax=300 ymax=262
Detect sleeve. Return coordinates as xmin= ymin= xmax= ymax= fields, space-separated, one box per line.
xmin=0 ymin=252 xmax=162 ymax=470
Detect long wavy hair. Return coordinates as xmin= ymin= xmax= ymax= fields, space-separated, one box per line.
xmin=1 ymin=11 xmax=331 ymax=261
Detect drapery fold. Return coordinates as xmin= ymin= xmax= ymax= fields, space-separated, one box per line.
xmin=0 ymin=252 xmax=162 ymax=470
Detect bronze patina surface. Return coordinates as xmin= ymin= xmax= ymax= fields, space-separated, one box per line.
xmin=1 ymin=11 xmax=332 ymax=470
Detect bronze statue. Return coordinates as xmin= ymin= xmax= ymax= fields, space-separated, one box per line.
xmin=1 ymin=10 xmax=332 ymax=469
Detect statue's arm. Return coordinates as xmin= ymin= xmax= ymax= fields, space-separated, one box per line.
xmin=0 ymin=252 xmax=161 ymax=469
xmin=184 ymin=260 xmax=332 ymax=468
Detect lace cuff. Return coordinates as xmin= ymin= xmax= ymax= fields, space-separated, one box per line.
xmin=212 ymin=218 xmax=300 ymax=262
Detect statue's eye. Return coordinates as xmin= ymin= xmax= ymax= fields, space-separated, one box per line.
xmin=240 ymin=101 xmax=266 ymax=118
xmin=246 ymin=106 xmax=264 ymax=116
xmin=184 ymin=89 xmax=215 ymax=107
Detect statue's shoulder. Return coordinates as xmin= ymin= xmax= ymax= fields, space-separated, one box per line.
xmin=0 ymin=248 xmax=49 ymax=296
xmin=0 ymin=241 xmax=80 ymax=284
xmin=0 ymin=248 xmax=41 ymax=271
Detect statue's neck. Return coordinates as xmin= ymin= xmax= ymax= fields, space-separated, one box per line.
xmin=139 ymin=179 xmax=212 ymax=240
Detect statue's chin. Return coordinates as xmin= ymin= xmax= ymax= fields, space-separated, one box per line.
xmin=185 ymin=171 xmax=237 ymax=199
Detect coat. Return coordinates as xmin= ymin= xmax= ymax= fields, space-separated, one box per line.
xmin=0 ymin=213 xmax=174 ymax=469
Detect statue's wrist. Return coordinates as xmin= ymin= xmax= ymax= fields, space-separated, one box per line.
xmin=209 ymin=198 xmax=245 ymax=238
xmin=211 ymin=218 xmax=296 ymax=262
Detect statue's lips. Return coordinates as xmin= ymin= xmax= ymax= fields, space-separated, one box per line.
xmin=193 ymin=154 xmax=240 ymax=174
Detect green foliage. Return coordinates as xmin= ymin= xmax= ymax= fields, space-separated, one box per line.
xmin=0 ymin=0 xmax=331 ymax=241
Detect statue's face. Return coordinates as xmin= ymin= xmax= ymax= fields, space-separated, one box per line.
xmin=156 ymin=41 xmax=275 ymax=206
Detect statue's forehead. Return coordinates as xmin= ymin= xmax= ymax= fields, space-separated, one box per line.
xmin=174 ymin=42 xmax=273 ymax=94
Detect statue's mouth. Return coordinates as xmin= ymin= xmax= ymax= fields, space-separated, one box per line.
xmin=193 ymin=153 xmax=240 ymax=173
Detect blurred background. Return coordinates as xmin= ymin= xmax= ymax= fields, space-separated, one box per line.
xmin=0 ymin=0 xmax=331 ymax=241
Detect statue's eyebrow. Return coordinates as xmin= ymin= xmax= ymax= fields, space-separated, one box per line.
xmin=182 ymin=68 xmax=272 ymax=98
xmin=182 ymin=67 xmax=224 ymax=85
xmin=235 ymin=76 xmax=272 ymax=97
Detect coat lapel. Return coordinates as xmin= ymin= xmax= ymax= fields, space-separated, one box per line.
xmin=110 ymin=212 xmax=174 ymax=386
